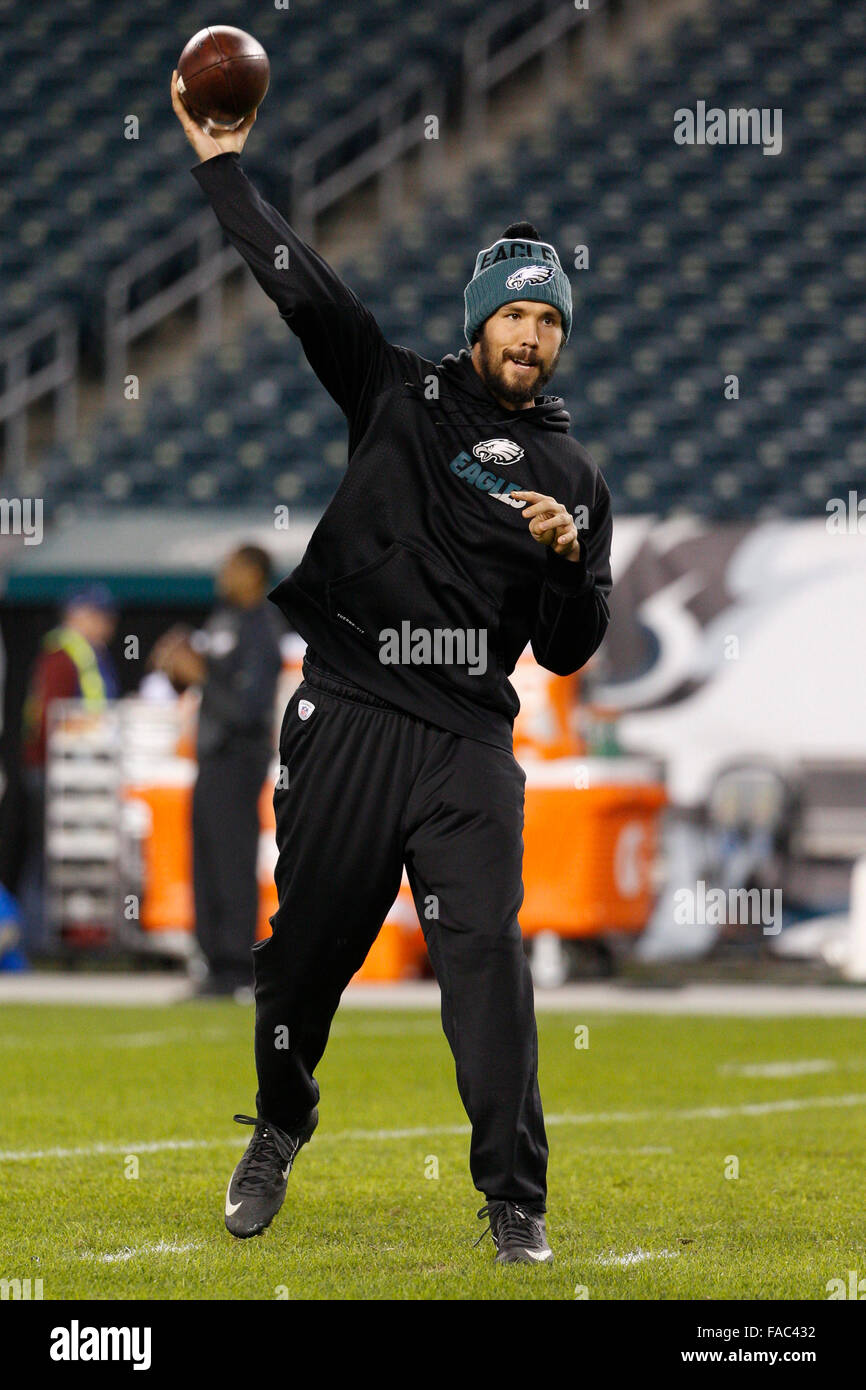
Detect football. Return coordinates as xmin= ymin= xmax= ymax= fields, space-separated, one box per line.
xmin=176 ymin=25 xmax=269 ymax=132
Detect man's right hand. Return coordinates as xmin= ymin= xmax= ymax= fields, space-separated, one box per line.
xmin=171 ymin=69 xmax=257 ymax=163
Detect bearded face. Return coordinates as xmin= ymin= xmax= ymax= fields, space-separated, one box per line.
xmin=472 ymin=301 xmax=564 ymax=408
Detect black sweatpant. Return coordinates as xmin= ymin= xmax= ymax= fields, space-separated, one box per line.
xmin=193 ymin=745 xmax=271 ymax=986
xmin=252 ymin=665 xmax=549 ymax=1210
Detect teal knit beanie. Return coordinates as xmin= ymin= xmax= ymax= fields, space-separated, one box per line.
xmin=464 ymin=220 xmax=572 ymax=346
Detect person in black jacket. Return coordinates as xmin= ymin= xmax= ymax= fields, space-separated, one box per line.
xmin=172 ymin=73 xmax=613 ymax=1264
xmin=154 ymin=544 xmax=283 ymax=998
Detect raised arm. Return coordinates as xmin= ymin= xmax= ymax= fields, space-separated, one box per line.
xmin=171 ymin=71 xmax=400 ymax=431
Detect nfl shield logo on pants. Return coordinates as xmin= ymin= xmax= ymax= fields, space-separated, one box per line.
xmin=298 ymin=699 xmax=315 ymax=721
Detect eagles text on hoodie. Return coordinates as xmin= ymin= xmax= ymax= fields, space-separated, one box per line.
xmin=191 ymin=152 xmax=613 ymax=752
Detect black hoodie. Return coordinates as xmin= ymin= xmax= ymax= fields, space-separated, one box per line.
xmin=191 ymin=152 xmax=613 ymax=752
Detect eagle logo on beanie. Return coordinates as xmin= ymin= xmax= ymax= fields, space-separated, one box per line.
xmin=473 ymin=438 xmax=525 ymax=465
xmin=504 ymin=264 xmax=556 ymax=291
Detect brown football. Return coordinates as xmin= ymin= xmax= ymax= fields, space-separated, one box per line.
xmin=176 ymin=25 xmax=269 ymax=132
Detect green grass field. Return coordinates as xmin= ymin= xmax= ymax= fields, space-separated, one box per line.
xmin=2 ymin=1003 xmax=865 ymax=1300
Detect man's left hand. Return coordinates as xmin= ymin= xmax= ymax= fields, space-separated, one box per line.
xmin=510 ymin=491 xmax=582 ymax=561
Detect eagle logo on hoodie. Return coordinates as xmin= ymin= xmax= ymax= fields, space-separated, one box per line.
xmin=504 ymin=263 xmax=555 ymax=291
xmin=472 ymin=438 xmax=525 ymax=465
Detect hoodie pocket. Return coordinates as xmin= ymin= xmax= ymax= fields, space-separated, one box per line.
xmin=325 ymin=540 xmax=503 ymax=701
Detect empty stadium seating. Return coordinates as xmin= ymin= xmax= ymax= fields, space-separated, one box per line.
xmin=0 ymin=0 xmax=481 ymax=346
xmin=17 ymin=0 xmax=866 ymax=519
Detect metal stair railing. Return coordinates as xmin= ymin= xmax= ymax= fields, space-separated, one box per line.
xmin=0 ymin=308 xmax=77 ymax=478
xmin=463 ymin=0 xmax=612 ymax=145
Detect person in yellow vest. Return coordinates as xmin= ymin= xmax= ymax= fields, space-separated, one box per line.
xmin=20 ymin=586 xmax=118 ymax=952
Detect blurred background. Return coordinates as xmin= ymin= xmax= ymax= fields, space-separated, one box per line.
xmin=1 ymin=0 xmax=865 ymax=989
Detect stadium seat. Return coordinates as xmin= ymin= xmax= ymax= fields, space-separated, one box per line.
xmin=13 ymin=0 xmax=864 ymax=522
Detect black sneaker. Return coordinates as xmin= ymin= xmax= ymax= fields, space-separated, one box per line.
xmin=224 ymin=1108 xmax=318 ymax=1238
xmin=475 ymin=1201 xmax=554 ymax=1264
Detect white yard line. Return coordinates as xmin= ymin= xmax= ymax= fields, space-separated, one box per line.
xmin=595 ymin=1248 xmax=680 ymax=1267
xmin=78 ymin=1236 xmax=680 ymax=1268
xmin=79 ymin=1240 xmax=206 ymax=1263
xmin=5 ymin=975 xmax=866 ymax=1014
xmin=3 ymin=1092 xmax=866 ymax=1164
xmin=10 ymin=1036 xmax=847 ymax=1063
xmin=102 ymin=1031 xmax=185 ymax=1049
xmin=0 ymin=1025 xmax=235 ymax=1050
xmin=718 ymin=1059 xmax=837 ymax=1078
